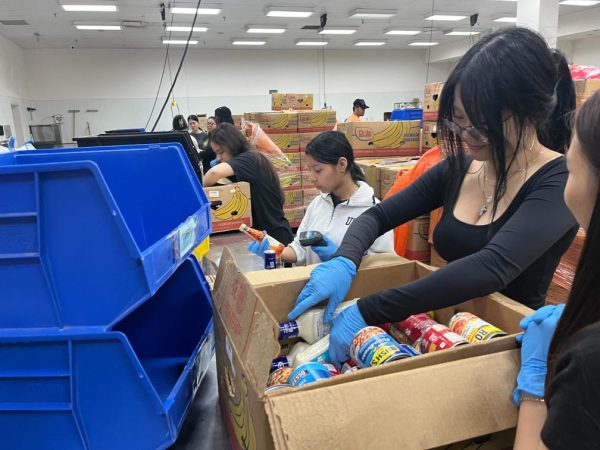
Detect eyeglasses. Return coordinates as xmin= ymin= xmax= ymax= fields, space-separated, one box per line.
xmin=443 ymin=119 xmax=489 ymax=143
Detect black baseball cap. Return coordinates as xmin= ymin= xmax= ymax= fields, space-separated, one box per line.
xmin=353 ymin=98 xmax=369 ymax=109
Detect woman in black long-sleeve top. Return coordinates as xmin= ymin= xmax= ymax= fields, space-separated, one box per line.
xmin=287 ymin=27 xmax=580 ymax=366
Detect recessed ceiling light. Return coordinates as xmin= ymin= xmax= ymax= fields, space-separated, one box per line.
xmin=445 ymin=30 xmax=481 ymax=36
xmin=163 ymin=39 xmax=199 ymax=45
xmin=425 ymin=15 xmax=467 ymax=21
xmin=232 ymin=40 xmax=266 ymax=45
xmin=246 ymin=26 xmax=286 ymax=34
xmin=409 ymin=41 xmax=439 ymax=46
xmin=494 ymin=16 xmax=518 ymax=22
xmin=560 ymin=0 xmax=600 ymax=5
xmin=265 ymin=7 xmax=313 ymax=18
xmin=319 ymin=28 xmax=357 ymax=35
xmin=166 ymin=26 xmax=208 ymax=32
xmin=76 ymin=25 xmax=121 ymax=30
xmin=385 ymin=30 xmax=422 ymax=36
xmin=348 ymin=9 xmax=396 ymax=19
xmin=171 ymin=7 xmax=221 ymax=15
xmin=296 ymin=40 xmax=328 ymax=46
xmin=62 ymin=4 xmax=117 ymax=12
xmin=354 ymin=41 xmax=387 ymax=46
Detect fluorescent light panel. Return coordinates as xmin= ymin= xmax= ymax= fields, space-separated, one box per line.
xmin=446 ymin=30 xmax=481 ymax=36
xmin=62 ymin=4 xmax=117 ymax=12
xmin=265 ymin=7 xmax=313 ymax=18
xmin=163 ymin=39 xmax=198 ymax=44
xmin=425 ymin=15 xmax=467 ymax=21
xmin=171 ymin=7 xmax=221 ymax=15
xmin=560 ymin=0 xmax=600 ymax=5
xmin=354 ymin=40 xmax=386 ymax=46
xmin=319 ymin=28 xmax=357 ymax=35
xmin=494 ymin=16 xmax=517 ymax=22
xmin=76 ymin=24 xmax=121 ymax=30
xmin=349 ymin=9 xmax=396 ymax=19
xmin=246 ymin=26 xmax=286 ymax=34
xmin=410 ymin=41 xmax=439 ymax=46
xmin=232 ymin=40 xmax=266 ymax=45
xmin=385 ymin=30 xmax=422 ymax=35
xmin=166 ymin=26 xmax=208 ymax=32
xmin=296 ymin=40 xmax=328 ymax=46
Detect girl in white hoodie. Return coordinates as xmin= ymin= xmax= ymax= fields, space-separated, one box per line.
xmin=249 ymin=131 xmax=395 ymax=265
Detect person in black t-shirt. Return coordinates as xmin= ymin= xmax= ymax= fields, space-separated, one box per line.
xmin=512 ymin=91 xmax=600 ymax=449
xmin=203 ymin=123 xmax=293 ymax=245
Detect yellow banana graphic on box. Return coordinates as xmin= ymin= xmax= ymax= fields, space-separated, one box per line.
xmin=279 ymin=172 xmax=300 ymax=188
xmin=369 ymin=122 xmax=408 ymax=148
xmin=308 ymin=110 xmax=329 ymax=127
xmin=228 ymin=375 xmax=257 ymax=450
xmin=269 ymin=113 xmax=290 ymax=129
xmin=271 ymin=155 xmax=292 ymax=169
xmin=272 ymin=134 xmax=292 ymax=149
xmin=213 ymin=186 xmax=249 ymax=220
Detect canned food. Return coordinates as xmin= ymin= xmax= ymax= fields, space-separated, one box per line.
xmin=387 ymin=324 xmax=413 ymax=346
xmin=322 ymin=363 xmax=340 ymax=377
xmin=397 ymin=314 xmax=437 ymax=342
xmin=267 ymin=367 xmax=294 ymax=387
xmin=264 ymin=249 xmax=277 ymax=270
xmin=350 ymin=326 xmax=419 ymax=368
xmin=418 ymin=324 xmax=468 ymax=353
xmin=265 ymin=384 xmax=290 ymax=394
xmin=270 ymin=356 xmax=289 ymax=373
xmin=448 ymin=312 xmax=507 ymax=343
xmin=341 ymin=359 xmax=360 ymax=374
xmin=288 ymin=362 xmax=333 ymax=387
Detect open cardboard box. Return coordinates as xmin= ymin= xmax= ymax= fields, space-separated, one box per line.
xmin=214 ymin=250 xmax=531 ymax=450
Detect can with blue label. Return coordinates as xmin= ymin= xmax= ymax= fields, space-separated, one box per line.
xmin=350 ymin=326 xmax=419 ymax=369
xmin=288 ymin=362 xmax=333 ymax=387
xmin=264 ymin=249 xmax=277 ymax=270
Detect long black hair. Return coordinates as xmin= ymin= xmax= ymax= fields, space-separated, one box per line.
xmin=211 ymin=123 xmax=284 ymax=203
xmin=187 ymin=114 xmax=200 ymax=123
xmin=546 ymin=90 xmax=600 ymax=399
xmin=438 ymin=27 xmax=575 ymax=217
xmin=305 ymin=131 xmax=366 ymax=183
xmin=214 ymin=106 xmax=234 ymax=125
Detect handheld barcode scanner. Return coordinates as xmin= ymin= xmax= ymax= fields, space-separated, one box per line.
xmin=298 ymin=230 xmax=326 ymax=247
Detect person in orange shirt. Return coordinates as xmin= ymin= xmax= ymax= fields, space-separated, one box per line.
xmin=345 ymin=99 xmax=369 ymax=122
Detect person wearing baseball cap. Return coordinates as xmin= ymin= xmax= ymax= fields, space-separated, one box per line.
xmin=345 ymin=99 xmax=369 ymax=122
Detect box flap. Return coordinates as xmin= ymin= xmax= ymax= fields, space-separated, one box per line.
xmin=265 ymin=351 xmax=519 ymax=450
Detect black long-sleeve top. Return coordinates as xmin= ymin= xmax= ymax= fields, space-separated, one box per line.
xmin=334 ymin=157 xmax=578 ymax=325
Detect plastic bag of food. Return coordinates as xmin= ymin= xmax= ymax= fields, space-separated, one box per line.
xmin=242 ymin=119 xmax=290 ymax=170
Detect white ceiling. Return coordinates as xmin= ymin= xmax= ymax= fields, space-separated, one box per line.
xmin=0 ymin=0 xmax=597 ymax=50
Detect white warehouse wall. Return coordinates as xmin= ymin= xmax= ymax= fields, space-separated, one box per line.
xmin=0 ymin=34 xmax=29 ymax=143
xmin=570 ymin=36 xmax=600 ymax=67
xmin=24 ymin=48 xmax=452 ymax=143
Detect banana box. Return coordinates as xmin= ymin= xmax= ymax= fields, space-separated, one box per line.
xmin=424 ymin=82 xmax=444 ymax=121
xmin=574 ymin=79 xmax=600 ymax=108
xmin=299 ymin=132 xmax=322 ymax=152
xmin=271 ymin=93 xmax=314 ymax=111
xmin=283 ymin=152 xmax=302 ymax=170
xmin=271 ymin=134 xmax=300 ymax=153
xmin=302 ymin=188 xmax=320 ymax=206
xmin=284 ymin=206 xmax=305 ymax=228
xmin=337 ymin=121 xmax=421 ymax=157
xmin=297 ymin=110 xmax=337 ymax=133
xmin=283 ymin=190 xmax=303 ymax=208
xmin=233 ymin=114 xmax=243 ymax=130
xmin=380 ymin=161 xmax=418 ymax=198
xmin=203 ymin=182 xmax=252 ymax=233
xmin=423 ymin=121 xmax=439 ymax=149
xmin=279 ymin=170 xmax=302 ymax=191
xmin=253 ymin=112 xmax=299 ymax=135
xmin=300 ymin=170 xmax=315 ymax=189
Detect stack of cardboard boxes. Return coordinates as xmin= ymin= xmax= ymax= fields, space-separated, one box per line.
xmin=422 ymin=82 xmax=443 ymax=150
xmin=574 ymin=79 xmax=600 ymax=108
xmin=337 ymin=120 xmax=421 ymax=158
xmin=356 ymin=157 xmax=418 ymax=200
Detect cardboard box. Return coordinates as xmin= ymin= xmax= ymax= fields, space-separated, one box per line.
xmin=233 ymin=114 xmax=243 ymax=130
xmin=283 ymin=190 xmax=303 ymax=208
xmin=430 ymin=245 xmax=447 ymax=268
xmin=272 ymin=93 xmax=314 ymax=111
xmin=422 ymin=121 xmax=439 ymax=149
xmin=356 ymin=157 xmax=416 ymax=199
xmin=302 ymin=188 xmax=320 ymax=206
xmin=300 ymin=170 xmax=315 ymax=189
xmin=247 ymin=112 xmax=299 ymax=134
xmin=284 ymin=206 xmax=305 ymax=228
xmin=214 ymin=251 xmax=533 ymax=450
xmin=283 ymin=152 xmax=302 ymax=170
xmin=204 ymin=182 xmax=252 ymax=233
xmin=299 ymin=132 xmax=322 ymax=151
xmin=278 ymin=170 xmax=302 ymax=191
xmin=403 ymin=215 xmax=430 ymax=263
xmin=424 ymin=82 xmax=444 ymax=121
xmin=574 ymin=79 xmax=600 ymax=108
xmin=271 ymin=134 xmax=300 ymax=153
xmin=297 ymin=110 xmax=337 ymax=133
xmin=379 ymin=160 xmax=418 ymax=198
xmin=337 ymin=121 xmax=421 ymax=157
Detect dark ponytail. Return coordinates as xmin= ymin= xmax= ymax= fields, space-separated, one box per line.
xmin=538 ymin=50 xmax=576 ymax=153
xmin=305 ymin=131 xmax=366 ymax=183
xmin=172 ymin=114 xmax=187 ymax=131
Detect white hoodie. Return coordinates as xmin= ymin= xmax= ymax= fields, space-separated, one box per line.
xmin=289 ymin=181 xmax=395 ymax=266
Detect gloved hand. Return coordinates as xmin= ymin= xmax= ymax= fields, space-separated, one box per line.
xmin=8 ymin=135 xmax=15 ymax=151
xmin=311 ymin=235 xmax=337 ymax=263
xmin=329 ymin=303 xmax=368 ymax=368
xmin=288 ymin=256 xmax=356 ymax=324
xmin=512 ymin=304 xmax=565 ymax=406
xmin=210 ymin=159 xmax=218 ymax=168
xmin=247 ymin=235 xmax=270 ymax=257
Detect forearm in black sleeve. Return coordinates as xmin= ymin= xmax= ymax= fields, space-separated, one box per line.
xmin=357 ymin=166 xmax=577 ymax=324
xmin=333 ymin=160 xmax=448 ymax=268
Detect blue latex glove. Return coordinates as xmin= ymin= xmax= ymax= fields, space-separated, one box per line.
xmin=512 ymin=305 xmax=565 ymax=406
xmin=311 ymin=235 xmax=338 ymax=263
xmin=8 ymin=135 xmax=15 ymax=151
xmin=329 ymin=303 xmax=368 ymax=368
xmin=516 ymin=304 xmax=565 ymax=344
xmin=247 ymin=234 xmax=270 ymax=257
xmin=210 ymin=159 xmax=218 ymax=168
xmin=288 ymin=256 xmax=356 ymax=324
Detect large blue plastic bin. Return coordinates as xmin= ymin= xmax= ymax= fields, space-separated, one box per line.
xmin=0 ymin=143 xmax=211 ymax=329
xmin=390 ymin=108 xmax=423 ymax=122
xmin=0 ymin=256 xmax=214 ymax=450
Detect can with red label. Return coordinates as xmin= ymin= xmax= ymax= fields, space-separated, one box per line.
xmin=267 ymin=367 xmax=294 ymax=387
xmin=388 ymin=324 xmax=413 ymax=346
xmin=350 ymin=326 xmax=419 ymax=368
xmin=448 ymin=312 xmax=507 ymax=343
xmin=341 ymin=359 xmax=360 ymax=374
xmin=397 ymin=314 xmax=437 ymax=342
xmin=418 ymin=323 xmax=468 ymax=353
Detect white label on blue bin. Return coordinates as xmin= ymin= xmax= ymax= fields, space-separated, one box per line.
xmin=193 ymin=333 xmax=213 ymax=395
xmin=178 ymin=216 xmax=197 ymax=259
